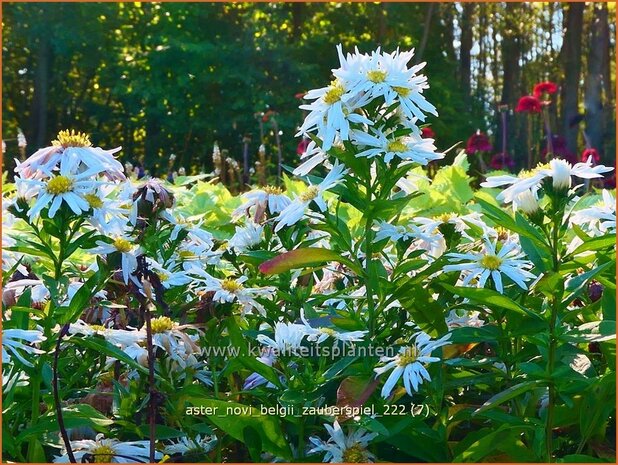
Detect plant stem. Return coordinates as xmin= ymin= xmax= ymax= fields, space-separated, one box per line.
xmin=142 ymin=286 xmax=157 ymax=463
xmin=53 ymin=323 xmax=76 ymax=463
xmin=363 ymin=179 xmax=376 ymax=336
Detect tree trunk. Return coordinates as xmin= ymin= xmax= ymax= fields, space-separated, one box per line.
xmin=560 ymin=2 xmax=584 ymax=155
xmin=500 ymin=3 xmax=523 ymax=165
xmin=30 ymin=30 xmax=52 ymax=148
xmin=459 ymin=3 xmax=474 ymax=106
xmin=584 ymin=3 xmax=607 ymax=157
xmin=415 ymin=3 xmax=435 ymax=64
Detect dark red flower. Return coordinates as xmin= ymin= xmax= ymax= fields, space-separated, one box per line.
xmin=262 ymin=110 xmax=275 ymax=122
xmin=515 ymin=96 xmax=542 ymax=113
xmin=490 ymin=152 xmax=515 ymax=171
xmin=296 ymin=138 xmax=309 ymax=156
xmin=466 ymin=131 xmax=492 ymax=154
xmin=421 ymin=126 xmax=435 ymax=139
xmin=581 ymin=148 xmax=600 ymax=164
xmin=604 ymin=171 xmax=616 ymax=189
xmin=533 ymin=81 xmax=558 ymax=98
xmin=541 ymin=135 xmax=577 ymax=164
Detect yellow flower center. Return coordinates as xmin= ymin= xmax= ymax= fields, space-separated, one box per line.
xmin=299 ymin=185 xmax=320 ymax=202
xmin=263 ymin=185 xmax=284 ymax=195
xmin=91 ymin=444 xmax=115 ymax=463
xmin=480 ymin=254 xmax=502 ymax=270
xmin=342 ymin=444 xmax=369 ymax=463
xmin=46 ymin=176 xmax=74 ymax=195
xmin=151 ymin=316 xmax=174 ymax=334
xmin=367 ymin=69 xmax=387 ymax=83
xmin=90 ymin=324 xmax=106 ymax=332
xmin=397 ymin=345 xmax=418 ymax=366
xmin=436 ymin=212 xmax=457 ymax=223
xmin=323 ymin=81 xmax=345 ymax=105
xmin=221 ymin=278 xmax=243 ymax=293
xmin=113 ymin=237 xmax=132 ymax=253
xmin=84 ymin=193 xmax=103 ymax=209
xmin=178 ymin=250 xmax=196 ymax=259
xmin=393 ymin=86 xmax=411 ymax=97
xmin=52 ymin=129 xmax=92 ymax=148
xmin=319 ymin=327 xmax=337 ymax=337
xmin=156 ymin=271 xmax=170 ymax=282
xmin=387 ymin=139 xmax=408 ymax=153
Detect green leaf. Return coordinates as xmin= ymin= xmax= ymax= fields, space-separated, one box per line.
xmin=439 ymin=283 xmax=542 ymax=320
xmin=186 ymin=397 xmax=292 ymax=460
xmin=562 ymin=262 xmax=612 ymax=307
xmin=474 ymin=380 xmax=544 ymax=415
xmin=57 ymin=259 xmax=108 ymax=324
xmin=16 ymin=404 xmax=112 ymax=442
xmin=568 ymin=234 xmax=615 ymax=257
xmin=259 ymin=247 xmax=360 ymax=275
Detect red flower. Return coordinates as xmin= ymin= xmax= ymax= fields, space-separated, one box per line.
xmin=466 ymin=131 xmax=492 ymax=154
xmin=262 ymin=110 xmax=275 ymax=122
xmin=582 ymin=148 xmax=600 ymax=164
xmin=421 ymin=126 xmax=435 ymax=139
xmin=296 ymin=138 xmax=309 ymax=156
xmin=294 ymin=92 xmax=306 ymax=100
xmin=490 ymin=152 xmax=515 ymax=171
xmin=533 ymin=81 xmax=558 ymax=98
xmin=515 ymin=96 xmax=542 ymax=113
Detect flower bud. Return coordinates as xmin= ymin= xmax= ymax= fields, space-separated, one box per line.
xmin=549 ymin=159 xmax=572 ymax=190
xmin=514 ymin=189 xmax=540 ymax=215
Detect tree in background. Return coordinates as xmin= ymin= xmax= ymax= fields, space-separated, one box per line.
xmin=2 ymin=2 xmax=615 ymax=180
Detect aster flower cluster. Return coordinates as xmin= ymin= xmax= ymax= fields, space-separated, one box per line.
xmin=3 ymin=45 xmax=615 ymax=464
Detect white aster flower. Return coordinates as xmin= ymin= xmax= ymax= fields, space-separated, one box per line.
xmin=483 ymin=158 xmax=613 ymax=204
xmin=571 ymin=190 xmax=616 ymax=234
xmin=190 ymin=269 xmax=275 ymax=315
xmin=90 ymin=233 xmax=139 ymax=284
xmin=19 ymin=156 xmax=106 ymax=220
xmin=141 ymin=316 xmax=201 ymax=362
xmin=446 ymin=310 xmax=485 ymax=329
xmin=374 ymin=331 xmax=451 ymax=398
xmin=300 ymin=310 xmax=367 ymax=344
xmin=293 ymin=140 xmax=329 ymax=176
xmin=351 ymin=127 xmax=443 ymax=165
xmin=53 ymin=433 xmax=161 ymax=463
xmin=257 ymin=321 xmax=308 ymax=356
xmin=146 ymin=258 xmax=191 ymax=289
xmin=228 ymin=221 xmax=263 ymax=253
xmin=275 ymin=163 xmax=348 ymax=231
xmin=308 ymin=420 xmax=377 ymax=463
xmin=444 ymin=238 xmax=536 ymax=294
xmin=233 ymin=185 xmax=292 ymax=219
xmin=68 ymin=320 xmax=144 ymax=348
xmin=15 ymin=130 xmax=125 ymax=181
xmin=164 ymin=435 xmax=217 ymax=457
xmin=2 ymin=328 xmax=46 ymax=367
xmin=297 ymin=77 xmax=373 ymax=151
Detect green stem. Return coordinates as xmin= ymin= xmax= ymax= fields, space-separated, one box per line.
xmin=27 ymin=369 xmax=41 ymax=462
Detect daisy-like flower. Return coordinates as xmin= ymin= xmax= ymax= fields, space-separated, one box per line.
xmin=19 ymin=155 xmax=106 ymax=220
xmin=189 ymin=268 xmax=276 ymax=315
xmin=53 ymin=433 xmax=161 ymax=463
xmin=2 ymin=328 xmax=46 ymax=367
xmin=142 ymin=316 xmax=201 ymax=362
xmin=571 ymin=190 xmax=616 ymax=234
xmin=243 ymin=351 xmax=279 ymax=390
xmin=85 ymin=184 xmax=132 ymax=233
xmin=444 ymin=238 xmax=536 ymax=293
xmin=446 ymin=310 xmax=485 ymax=329
xmin=297 ymin=78 xmax=373 ymax=151
xmin=3 ymin=279 xmax=51 ymax=307
xmin=482 ymin=158 xmax=613 ymax=204
xmin=351 ymin=128 xmax=443 ymax=165
xmin=308 ymin=420 xmax=377 ymax=463
xmin=274 ymin=163 xmax=348 ymax=232
xmin=228 ymin=221 xmax=263 ymax=253
xmin=374 ymin=331 xmax=451 ymax=398
xmin=233 ymin=186 xmax=292 ymax=220
xmin=16 ymin=130 xmax=125 ymax=181
xmin=90 ymin=231 xmax=139 ymax=284
xmin=335 ymin=45 xmax=437 ymax=123
xmin=293 ymin=140 xmax=329 ymax=176
xmin=164 ymin=435 xmax=217 ymax=457
xmin=68 ymin=320 xmax=145 ymax=348
xmin=146 ymin=258 xmax=192 ymax=289
xmin=256 ymin=321 xmax=308 ymax=356
xmin=299 ymin=310 xmax=367 ymax=344
xmin=512 ymin=188 xmax=541 ymax=215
